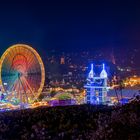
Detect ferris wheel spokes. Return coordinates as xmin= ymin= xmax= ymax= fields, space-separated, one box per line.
xmin=0 ymin=44 xmax=45 ymax=104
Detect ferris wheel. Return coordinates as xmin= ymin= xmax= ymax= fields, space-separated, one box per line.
xmin=0 ymin=44 xmax=45 ymax=104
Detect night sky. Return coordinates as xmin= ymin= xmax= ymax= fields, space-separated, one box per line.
xmin=0 ymin=1 xmax=140 ymax=56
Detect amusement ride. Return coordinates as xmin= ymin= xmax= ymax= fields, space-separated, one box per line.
xmin=0 ymin=44 xmax=45 ymax=106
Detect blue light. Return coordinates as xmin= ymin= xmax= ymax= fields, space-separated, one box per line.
xmin=91 ymin=64 xmax=93 ymax=70
xmin=100 ymin=63 xmax=108 ymax=78
xmin=85 ymin=63 xmax=109 ymax=105
xmin=103 ymin=63 xmax=105 ymax=70
xmin=88 ymin=64 xmax=94 ymax=78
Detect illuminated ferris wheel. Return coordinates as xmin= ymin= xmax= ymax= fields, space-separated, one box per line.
xmin=0 ymin=44 xmax=45 ymax=104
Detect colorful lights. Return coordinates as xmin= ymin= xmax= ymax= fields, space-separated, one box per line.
xmin=0 ymin=44 xmax=45 ymax=104
xmin=85 ymin=63 xmax=109 ymax=104
xmin=123 ymin=76 xmax=140 ymax=87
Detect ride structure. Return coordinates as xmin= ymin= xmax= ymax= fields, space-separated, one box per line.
xmin=0 ymin=44 xmax=45 ymax=105
xmin=85 ymin=64 xmax=109 ymax=104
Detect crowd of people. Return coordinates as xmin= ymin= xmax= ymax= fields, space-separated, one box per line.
xmin=0 ymin=100 xmax=139 ymax=140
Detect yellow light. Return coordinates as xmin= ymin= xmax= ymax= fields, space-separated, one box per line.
xmin=0 ymin=44 xmax=45 ymax=103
